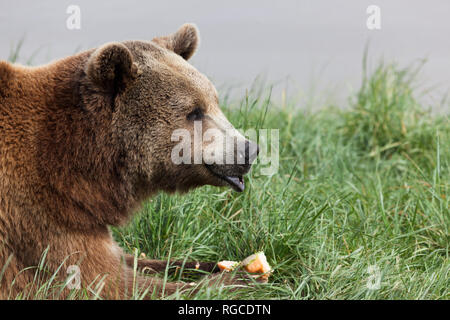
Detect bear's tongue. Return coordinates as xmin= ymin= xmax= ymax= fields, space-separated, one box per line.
xmin=224 ymin=176 xmax=245 ymax=192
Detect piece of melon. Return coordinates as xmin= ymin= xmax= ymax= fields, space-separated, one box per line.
xmin=241 ymin=252 xmax=272 ymax=276
xmin=217 ymin=260 xmax=239 ymax=272
xmin=218 ymin=252 xmax=272 ymax=280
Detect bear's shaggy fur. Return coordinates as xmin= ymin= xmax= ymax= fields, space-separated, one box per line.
xmin=0 ymin=24 xmax=257 ymax=299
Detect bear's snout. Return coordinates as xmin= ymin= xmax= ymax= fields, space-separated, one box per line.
xmin=205 ymin=139 xmax=259 ymax=192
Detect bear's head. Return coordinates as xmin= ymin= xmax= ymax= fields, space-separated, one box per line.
xmin=83 ymin=24 xmax=258 ymax=195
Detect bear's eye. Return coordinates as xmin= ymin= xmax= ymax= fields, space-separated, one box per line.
xmin=187 ymin=108 xmax=204 ymax=121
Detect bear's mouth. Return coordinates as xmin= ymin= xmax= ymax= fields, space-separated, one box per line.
xmin=221 ymin=175 xmax=245 ymax=192
xmin=205 ymin=166 xmax=245 ymax=192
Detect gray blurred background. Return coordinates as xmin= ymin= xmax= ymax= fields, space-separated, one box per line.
xmin=1 ymin=0 xmax=449 ymax=111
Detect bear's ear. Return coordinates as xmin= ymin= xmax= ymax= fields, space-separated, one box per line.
xmin=86 ymin=42 xmax=138 ymax=93
xmin=153 ymin=23 xmax=200 ymax=60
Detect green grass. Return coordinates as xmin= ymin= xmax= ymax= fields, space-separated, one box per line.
xmin=112 ymin=61 xmax=449 ymax=299
xmin=3 ymin=50 xmax=449 ymax=299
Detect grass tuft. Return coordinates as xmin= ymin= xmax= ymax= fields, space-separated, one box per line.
xmin=112 ymin=60 xmax=449 ymax=299
xmin=2 ymin=50 xmax=449 ymax=299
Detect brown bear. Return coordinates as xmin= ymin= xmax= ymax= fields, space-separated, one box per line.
xmin=0 ymin=24 xmax=259 ymax=299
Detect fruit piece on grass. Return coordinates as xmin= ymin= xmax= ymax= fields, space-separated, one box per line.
xmin=217 ymin=260 xmax=239 ymax=272
xmin=242 ymin=252 xmax=272 ymax=277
